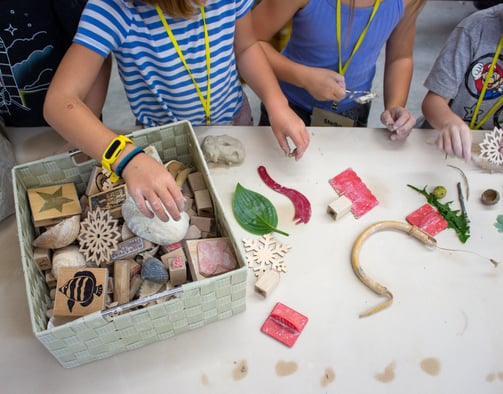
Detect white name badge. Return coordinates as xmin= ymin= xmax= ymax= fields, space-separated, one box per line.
xmin=311 ymin=107 xmax=355 ymax=127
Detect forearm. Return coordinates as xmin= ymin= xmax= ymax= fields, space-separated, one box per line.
xmin=422 ymin=92 xmax=462 ymax=129
xmin=383 ymin=57 xmax=413 ymax=110
xmin=84 ymin=55 xmax=113 ymax=118
xmin=44 ymin=88 xmax=119 ymax=162
xmin=44 ymin=44 xmax=119 ymax=162
xmin=258 ymin=41 xmax=310 ymax=89
xmin=238 ymin=42 xmax=289 ymax=111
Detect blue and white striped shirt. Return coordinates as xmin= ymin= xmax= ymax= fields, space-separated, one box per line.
xmin=75 ymin=0 xmax=252 ymax=126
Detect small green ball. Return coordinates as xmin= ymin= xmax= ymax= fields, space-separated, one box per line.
xmin=433 ymin=186 xmax=447 ymax=199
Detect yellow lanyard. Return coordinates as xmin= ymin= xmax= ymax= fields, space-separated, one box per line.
xmin=470 ymin=33 xmax=503 ymax=130
xmin=337 ymin=0 xmax=381 ymax=75
xmin=156 ymin=5 xmax=211 ymax=124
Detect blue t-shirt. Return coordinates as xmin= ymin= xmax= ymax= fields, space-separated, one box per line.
xmin=75 ymin=0 xmax=252 ymax=127
xmin=281 ymin=0 xmax=403 ymax=113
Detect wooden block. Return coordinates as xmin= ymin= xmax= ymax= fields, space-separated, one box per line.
xmin=184 ymin=224 xmax=202 ymax=240
xmin=183 ymin=196 xmax=194 ymax=212
xmin=184 ymin=238 xmax=237 ymax=281
xmin=45 ymin=271 xmax=57 ymax=288
xmin=143 ymin=144 xmax=162 ymax=163
xmin=194 ymin=189 xmax=213 ymax=217
xmin=160 ymin=247 xmax=187 ymax=267
xmin=190 ymin=216 xmax=214 ymax=233
xmin=54 ymin=267 xmax=107 ymax=317
xmin=160 ymin=241 xmax=183 ymax=255
xmin=327 ymin=195 xmax=352 ymax=221
xmin=110 ymin=236 xmax=153 ymax=261
xmin=28 ymin=183 xmax=82 ymax=227
xmin=33 ymin=247 xmax=52 ymax=271
xmin=113 ymin=260 xmax=130 ymax=305
xmin=129 ymin=274 xmax=143 ymax=300
xmin=167 ymin=255 xmax=187 ymax=286
xmin=188 ymin=171 xmax=206 ymax=192
xmin=85 ymin=166 xmax=114 ymax=196
xmin=255 ymin=269 xmax=280 ymax=298
xmin=88 ymin=184 xmax=128 ymax=219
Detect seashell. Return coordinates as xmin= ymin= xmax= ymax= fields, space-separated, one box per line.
xmin=481 ymin=189 xmax=500 ymax=205
xmin=51 ymin=245 xmax=87 ymax=279
xmin=138 ymin=279 xmax=164 ymax=298
xmin=141 ymin=257 xmax=169 ymax=284
xmin=121 ymin=196 xmax=190 ymax=245
xmin=32 ymin=215 xmax=80 ymax=249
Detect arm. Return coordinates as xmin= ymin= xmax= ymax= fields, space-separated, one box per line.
xmin=422 ymin=91 xmax=472 ymax=162
xmin=234 ymin=11 xmax=310 ymax=160
xmin=380 ymin=0 xmax=425 ymax=140
xmin=251 ymin=0 xmax=345 ymax=102
xmin=85 ymin=54 xmax=112 ymax=118
xmin=43 ymin=44 xmax=185 ymax=221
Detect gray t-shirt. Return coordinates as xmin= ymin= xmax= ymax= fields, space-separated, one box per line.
xmin=424 ymin=4 xmax=503 ymax=129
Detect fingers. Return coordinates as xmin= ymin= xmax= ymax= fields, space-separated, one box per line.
xmin=437 ymin=124 xmax=472 ymax=162
xmin=289 ymin=128 xmax=310 ymax=160
xmin=382 ymin=108 xmax=416 ymax=141
xmin=123 ymin=154 xmax=184 ymax=222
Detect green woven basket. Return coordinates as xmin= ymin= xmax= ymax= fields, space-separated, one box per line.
xmin=13 ymin=121 xmax=247 ymax=368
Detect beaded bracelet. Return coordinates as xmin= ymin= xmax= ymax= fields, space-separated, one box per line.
xmin=115 ymin=146 xmax=145 ymax=179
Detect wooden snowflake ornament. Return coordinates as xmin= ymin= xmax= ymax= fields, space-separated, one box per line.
xmin=78 ymin=207 xmax=121 ymax=266
xmin=479 ymin=127 xmax=503 ymax=166
xmin=242 ymin=233 xmax=291 ymax=276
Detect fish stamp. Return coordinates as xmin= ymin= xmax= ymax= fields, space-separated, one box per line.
xmin=54 ymin=267 xmax=108 ymax=317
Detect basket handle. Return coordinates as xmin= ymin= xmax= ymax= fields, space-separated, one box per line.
xmin=101 ymin=286 xmax=184 ymax=317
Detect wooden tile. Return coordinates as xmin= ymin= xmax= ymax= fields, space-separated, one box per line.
xmin=54 ymin=267 xmax=107 ymax=317
xmin=28 ymin=183 xmax=82 ymax=227
xmin=88 ymin=184 xmax=128 ymax=219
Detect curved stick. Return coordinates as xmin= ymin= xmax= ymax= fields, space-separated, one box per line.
xmin=351 ymin=221 xmax=437 ymax=318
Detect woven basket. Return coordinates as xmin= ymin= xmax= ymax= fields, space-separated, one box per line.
xmin=13 ymin=121 xmax=247 ymax=368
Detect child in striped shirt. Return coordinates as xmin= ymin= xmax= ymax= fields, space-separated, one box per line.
xmin=44 ymin=0 xmax=310 ymax=222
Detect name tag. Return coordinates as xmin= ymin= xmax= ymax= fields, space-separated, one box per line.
xmin=311 ymin=107 xmax=355 ymax=127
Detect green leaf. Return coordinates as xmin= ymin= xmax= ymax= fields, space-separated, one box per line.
xmin=407 ymin=184 xmax=470 ymax=243
xmin=232 ymin=183 xmax=288 ymax=236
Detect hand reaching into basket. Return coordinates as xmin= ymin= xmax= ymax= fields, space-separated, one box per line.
xmin=120 ymin=153 xmax=185 ymax=222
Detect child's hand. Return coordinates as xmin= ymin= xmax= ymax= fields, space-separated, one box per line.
xmin=121 ymin=154 xmax=185 ymax=222
xmin=302 ymin=67 xmax=346 ymax=102
xmin=268 ymin=105 xmax=310 ymax=160
xmin=436 ymin=120 xmax=472 ymax=162
xmin=380 ymin=107 xmax=416 ymax=141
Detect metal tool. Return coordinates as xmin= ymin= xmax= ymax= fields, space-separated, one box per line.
xmin=332 ymin=89 xmax=377 ymax=110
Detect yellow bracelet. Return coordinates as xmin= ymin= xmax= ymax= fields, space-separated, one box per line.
xmin=102 ymin=135 xmax=133 ymax=182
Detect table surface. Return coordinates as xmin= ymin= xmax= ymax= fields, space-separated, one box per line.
xmin=1 ymin=126 xmax=502 ymax=393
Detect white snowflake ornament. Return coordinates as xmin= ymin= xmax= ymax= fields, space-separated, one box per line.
xmin=479 ymin=127 xmax=503 ymax=166
xmin=242 ymin=233 xmax=291 ymax=276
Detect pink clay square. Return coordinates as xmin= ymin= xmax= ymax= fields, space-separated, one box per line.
xmin=329 ymin=168 xmax=379 ymax=218
xmin=261 ymin=302 xmax=308 ymax=347
xmin=406 ymin=203 xmax=448 ymax=236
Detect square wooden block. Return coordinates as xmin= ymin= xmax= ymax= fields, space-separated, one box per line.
xmin=184 ymin=237 xmax=238 ymax=281
xmin=28 ymin=183 xmax=82 ymax=227
xmin=188 ymin=171 xmax=206 ymax=192
xmin=327 ymin=195 xmax=352 ymax=221
xmin=54 ymin=267 xmax=108 ymax=317
xmin=194 ymin=189 xmax=213 ymax=217
xmin=89 ymin=184 xmax=128 ymax=218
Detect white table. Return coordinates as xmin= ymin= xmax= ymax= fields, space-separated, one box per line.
xmin=1 ymin=126 xmax=501 ymax=393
